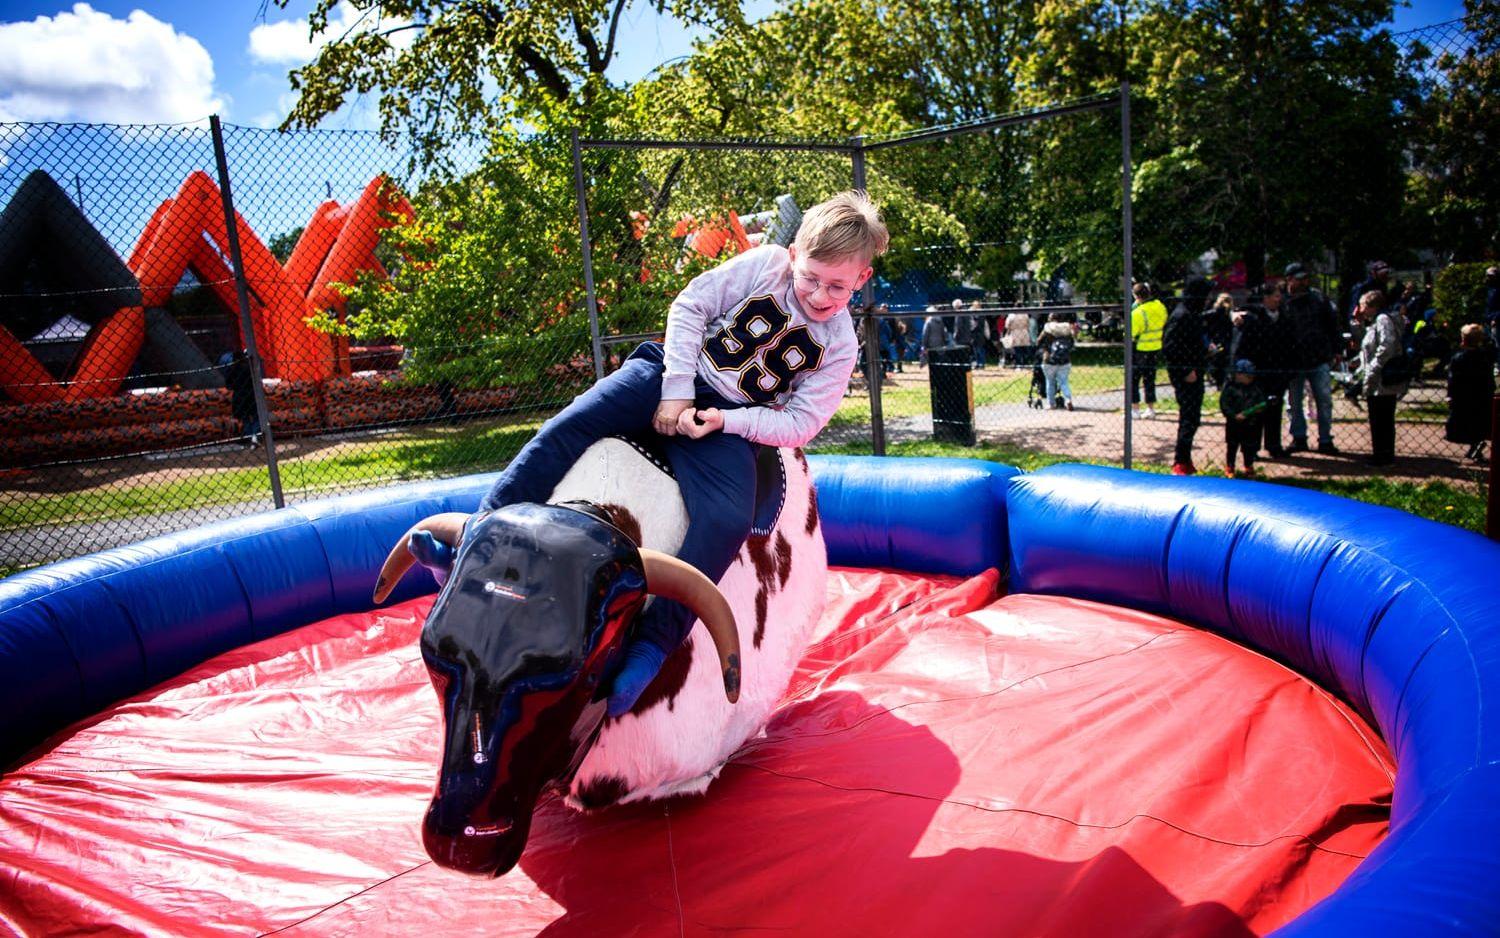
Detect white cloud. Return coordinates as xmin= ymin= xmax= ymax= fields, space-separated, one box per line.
xmin=0 ymin=4 xmax=223 ymax=123
xmin=248 ymin=2 xmax=415 ymax=67
xmin=252 ymin=90 xmax=302 ymax=129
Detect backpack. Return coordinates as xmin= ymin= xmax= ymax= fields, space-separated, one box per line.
xmin=1043 ymin=333 xmax=1072 ymax=366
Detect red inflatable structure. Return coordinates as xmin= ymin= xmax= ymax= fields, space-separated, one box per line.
xmin=0 ymin=170 xmax=414 ymax=404
xmin=0 ymin=566 xmax=1391 ymax=935
xmin=126 ymin=172 xmax=413 ymax=383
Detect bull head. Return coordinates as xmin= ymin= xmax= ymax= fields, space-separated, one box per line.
xmin=373 ymin=502 xmax=740 ymax=876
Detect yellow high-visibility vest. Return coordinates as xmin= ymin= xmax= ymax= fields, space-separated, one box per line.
xmin=1131 ymin=299 xmax=1167 ymax=352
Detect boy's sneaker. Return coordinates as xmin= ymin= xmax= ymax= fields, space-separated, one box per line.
xmin=1224 ymin=467 xmax=1236 ymax=478
xmin=1286 ymin=438 xmax=1308 ymax=453
xmin=1065 ymin=400 xmax=1074 ymax=411
xmin=1170 ymin=462 xmax=1194 ymax=476
xmin=1143 ymin=407 xmax=1157 ymax=419
xmin=1317 ymin=441 xmax=1340 ymax=455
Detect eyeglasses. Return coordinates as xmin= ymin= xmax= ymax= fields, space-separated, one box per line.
xmin=793 ymin=271 xmax=855 ymax=302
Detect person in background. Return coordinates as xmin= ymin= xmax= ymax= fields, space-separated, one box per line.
xmin=1484 ymin=266 xmax=1500 ymax=357
xmin=1130 ymin=281 xmax=1167 ymax=419
xmin=1220 ymin=359 xmax=1267 ymax=478
xmin=1003 ymin=308 xmax=1033 ymax=366
xmin=218 ymin=349 xmax=261 ymax=447
xmin=877 ymin=305 xmax=898 ymax=375
xmin=969 ymin=299 xmax=989 ymax=368
xmin=1243 ymin=284 xmax=1293 ymax=458
xmin=922 ymin=304 xmax=949 ymax=367
xmin=891 ymin=316 xmax=908 ymax=373
xmin=1283 ymin=263 xmax=1341 ymax=455
xmin=1354 ymin=289 xmax=1409 ymax=466
xmin=951 ymin=298 xmax=975 ymax=367
xmin=1445 ymin=323 xmax=1494 ymax=463
xmin=1205 ymin=292 xmax=1235 ymax=390
xmin=1038 ymin=311 xmax=1076 ymax=411
xmin=1348 ymin=260 xmax=1391 ymax=324
xmin=1163 ymin=277 xmax=1212 ymax=475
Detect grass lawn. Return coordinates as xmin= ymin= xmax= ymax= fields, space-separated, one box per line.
xmin=812 ymin=437 xmax=1490 ymax=535
xmin=833 ymin=361 xmax=1126 ymax=425
xmin=0 ymin=418 xmax=545 ymax=530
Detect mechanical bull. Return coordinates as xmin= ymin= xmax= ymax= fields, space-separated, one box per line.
xmin=373 ymin=439 xmax=826 ymax=876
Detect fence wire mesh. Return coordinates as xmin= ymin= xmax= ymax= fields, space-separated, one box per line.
xmin=0 ymin=14 xmax=1493 ymax=573
xmin=856 ymin=102 xmax=1127 ymax=461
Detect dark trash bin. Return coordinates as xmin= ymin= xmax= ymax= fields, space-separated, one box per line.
xmin=928 ymin=346 xmax=975 ymax=445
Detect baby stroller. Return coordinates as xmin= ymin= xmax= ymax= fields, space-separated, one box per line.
xmin=1027 ymin=362 xmax=1048 ymax=409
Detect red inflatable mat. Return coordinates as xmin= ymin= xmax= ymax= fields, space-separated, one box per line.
xmin=0 ymin=569 xmax=1392 ymax=936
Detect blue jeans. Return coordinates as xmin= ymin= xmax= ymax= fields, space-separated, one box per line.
xmin=1286 ymin=362 xmax=1334 ymax=446
xmin=1041 ymin=363 xmax=1071 ymax=404
xmin=482 ymin=342 xmax=756 ymax=661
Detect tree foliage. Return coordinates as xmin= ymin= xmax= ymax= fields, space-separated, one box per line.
xmin=275 ymin=0 xmax=1499 ymax=383
xmin=276 ymin=0 xmax=747 ymax=160
xmin=1407 ymin=0 xmax=1500 ymax=262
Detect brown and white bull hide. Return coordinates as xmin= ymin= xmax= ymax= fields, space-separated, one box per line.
xmin=546 ymin=438 xmax=825 ymax=809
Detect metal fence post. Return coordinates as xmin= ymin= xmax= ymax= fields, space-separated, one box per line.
xmin=209 ymin=115 xmax=285 ymax=509
xmin=572 ymin=128 xmax=606 ymax=381
xmin=852 ymin=136 xmax=886 ymax=456
xmin=1120 ymin=81 xmax=1135 ymax=471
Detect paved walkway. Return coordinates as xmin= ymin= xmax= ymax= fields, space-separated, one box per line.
xmin=842 ymin=365 xmax=1486 ymax=484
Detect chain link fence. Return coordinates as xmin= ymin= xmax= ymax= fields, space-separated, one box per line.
xmin=574 ymin=95 xmax=1132 ymax=463
xmin=0 ymin=119 xmax=582 ymax=572
xmin=1 ymin=15 xmax=1493 ymax=573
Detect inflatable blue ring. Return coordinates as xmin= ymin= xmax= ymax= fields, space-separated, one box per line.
xmin=1 ymin=456 xmax=1496 ymax=934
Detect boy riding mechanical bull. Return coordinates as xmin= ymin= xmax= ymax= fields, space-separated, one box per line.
xmin=375 ymin=192 xmax=889 ymax=875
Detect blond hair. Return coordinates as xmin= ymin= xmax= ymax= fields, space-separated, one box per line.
xmin=1461 ymin=323 xmax=1485 ymax=348
xmin=794 ymin=190 xmax=889 ymax=263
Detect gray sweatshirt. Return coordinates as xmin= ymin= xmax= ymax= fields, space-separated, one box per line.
xmin=1359 ymin=310 xmax=1409 ymax=397
xmin=662 ymin=245 xmax=859 ymax=447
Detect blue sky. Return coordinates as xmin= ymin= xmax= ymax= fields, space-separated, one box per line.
xmin=0 ymin=0 xmax=1469 ymax=129
xmin=0 ymin=0 xmax=776 ymax=127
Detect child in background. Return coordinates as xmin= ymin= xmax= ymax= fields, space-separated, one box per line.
xmin=1446 ymin=323 xmax=1495 ymax=462
xmin=1220 ymin=358 xmax=1267 ymax=477
xmin=469 ymin=191 xmax=888 ymax=717
xmin=1038 ymin=311 xmax=1076 ymax=410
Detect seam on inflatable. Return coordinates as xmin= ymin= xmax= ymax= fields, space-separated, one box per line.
xmin=256 ymin=860 xmax=437 ymax=935
xmin=1356 ymin=585 xmax=1410 ymax=722
xmin=732 ymin=762 xmax=1375 ymax=860
xmin=292 ymin=507 xmax=343 ymax=610
xmin=221 ymin=550 xmax=259 ymax=642
xmin=38 ymin=600 xmax=87 ymax=709
xmin=1302 ymin=545 xmax=1338 ymax=685
xmin=742 ymin=632 xmax=1180 ymax=751
xmin=96 ymin=577 xmax=150 ymax=683
xmin=1387 ymin=629 xmax=1448 ymax=758
xmin=1220 ymin=520 xmax=1251 ymax=635
xmin=1158 ymin=503 xmax=1189 ymax=605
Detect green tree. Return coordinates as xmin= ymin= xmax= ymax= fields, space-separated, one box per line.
xmin=1127 ymin=0 xmax=1411 ymax=289
xmin=275 ymin=0 xmax=746 ymax=161
xmin=267 ymin=226 xmax=304 ymax=263
xmin=1406 ymin=3 xmax=1500 ymax=262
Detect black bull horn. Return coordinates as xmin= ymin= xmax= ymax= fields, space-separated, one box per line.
xmin=373 ymin=512 xmax=741 ymax=700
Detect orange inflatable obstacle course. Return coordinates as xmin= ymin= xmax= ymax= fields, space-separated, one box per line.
xmin=0 ymin=170 xmax=418 ymax=462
